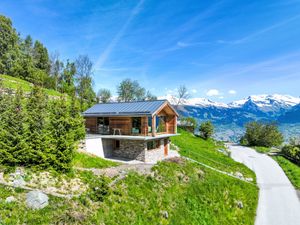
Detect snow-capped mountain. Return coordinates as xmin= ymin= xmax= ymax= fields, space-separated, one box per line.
xmin=163 ymin=94 xmax=300 ymax=141
xmin=229 ymin=94 xmax=300 ymax=114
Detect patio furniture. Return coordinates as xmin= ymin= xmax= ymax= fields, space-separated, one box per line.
xmin=113 ymin=128 xmax=122 ymax=135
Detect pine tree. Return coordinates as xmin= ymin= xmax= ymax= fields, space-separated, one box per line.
xmin=48 ymin=98 xmax=76 ymax=171
xmin=0 ymin=87 xmax=27 ymax=166
xmin=70 ymin=96 xmax=85 ymax=142
xmin=25 ymin=85 xmax=48 ymax=167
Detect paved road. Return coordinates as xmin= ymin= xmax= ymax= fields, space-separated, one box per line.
xmin=229 ymin=145 xmax=300 ymax=225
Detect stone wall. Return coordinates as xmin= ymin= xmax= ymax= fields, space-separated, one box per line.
xmin=112 ymin=140 xmax=146 ymax=161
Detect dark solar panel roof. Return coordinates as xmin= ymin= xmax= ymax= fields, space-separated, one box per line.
xmin=83 ymin=100 xmax=169 ymax=117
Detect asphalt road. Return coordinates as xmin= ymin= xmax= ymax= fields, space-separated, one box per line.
xmin=229 ymin=145 xmax=300 ymax=225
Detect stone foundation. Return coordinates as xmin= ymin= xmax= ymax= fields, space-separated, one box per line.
xmin=112 ymin=140 xmax=146 ymax=161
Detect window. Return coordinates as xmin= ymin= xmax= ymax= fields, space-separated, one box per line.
xmin=156 ymin=116 xmax=167 ymax=133
xmin=147 ymin=141 xmax=155 ymax=150
xmin=132 ymin=117 xmax=141 ymax=134
xmin=97 ymin=117 xmax=109 ymax=134
xmin=147 ymin=140 xmax=160 ymax=150
xmin=115 ymin=140 xmax=120 ymax=149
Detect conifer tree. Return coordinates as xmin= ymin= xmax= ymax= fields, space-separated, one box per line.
xmin=48 ymin=98 xmax=75 ymax=171
xmin=25 ymin=85 xmax=48 ymax=167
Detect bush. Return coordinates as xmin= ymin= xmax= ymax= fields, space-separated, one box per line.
xmin=199 ymin=121 xmax=214 ymax=140
xmin=88 ymin=176 xmax=111 ymax=202
xmin=282 ymin=143 xmax=300 ymax=166
xmin=241 ymin=121 xmax=283 ymax=147
xmin=179 ymin=117 xmax=197 ymax=132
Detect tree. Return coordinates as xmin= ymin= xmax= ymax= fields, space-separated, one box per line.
xmin=0 ymin=88 xmax=28 ymax=165
xmin=117 ymin=79 xmax=156 ymax=102
xmin=97 ymin=88 xmax=112 ymax=103
xmin=33 ymin=40 xmax=50 ymax=73
xmin=75 ymin=55 xmax=96 ymax=110
xmin=61 ymin=60 xmax=76 ymax=95
xmin=199 ymin=121 xmax=214 ymax=140
xmin=241 ymin=121 xmax=283 ymax=147
xmin=179 ymin=117 xmax=197 ymax=132
xmin=25 ymin=86 xmax=49 ymax=166
xmin=49 ymin=52 xmax=64 ymax=90
xmin=0 ymin=15 xmax=19 ymax=75
xmin=172 ymin=85 xmax=190 ymax=107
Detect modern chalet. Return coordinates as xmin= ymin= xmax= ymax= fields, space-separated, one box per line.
xmin=82 ymin=100 xmax=179 ymax=162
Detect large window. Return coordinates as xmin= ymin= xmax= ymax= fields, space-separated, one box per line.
xmin=132 ymin=117 xmax=141 ymax=134
xmin=97 ymin=117 xmax=109 ymax=134
xmin=156 ymin=116 xmax=167 ymax=133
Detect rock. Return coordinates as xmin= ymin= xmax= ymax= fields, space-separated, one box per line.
xmin=0 ymin=172 xmax=4 ymax=182
xmin=245 ymin=177 xmax=253 ymax=182
xmin=162 ymin=210 xmax=169 ymax=219
xmin=236 ymin=200 xmax=243 ymax=209
xmin=13 ymin=176 xmax=26 ymax=187
xmin=5 ymin=196 xmax=16 ymax=203
xmin=26 ymin=191 xmax=49 ymax=210
xmin=234 ymin=172 xmax=244 ymax=179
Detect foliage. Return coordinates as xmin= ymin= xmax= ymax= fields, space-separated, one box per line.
xmin=199 ymin=120 xmax=214 ymax=140
xmin=241 ymin=121 xmax=283 ymax=147
xmin=0 ymin=86 xmax=85 ymax=171
xmin=273 ymin=156 xmax=300 ymax=189
xmin=0 ymin=15 xmax=95 ymax=105
xmin=179 ymin=117 xmax=197 ymax=132
xmin=117 ymin=78 xmax=156 ymax=102
xmin=253 ymin=146 xmax=270 ymax=153
xmin=87 ymin=175 xmax=111 ymax=202
xmin=97 ymin=88 xmax=112 ymax=103
xmin=281 ymin=144 xmax=300 ymax=166
xmin=171 ymin=129 xmax=255 ymax=179
xmin=73 ymin=151 xmax=119 ymax=169
xmin=75 ymin=55 xmax=96 ymax=110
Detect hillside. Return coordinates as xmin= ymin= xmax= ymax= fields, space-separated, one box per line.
xmin=0 ymin=132 xmax=258 ymax=225
xmin=0 ymin=74 xmax=64 ymax=97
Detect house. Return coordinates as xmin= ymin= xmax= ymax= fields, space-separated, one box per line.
xmin=82 ymin=100 xmax=179 ymax=162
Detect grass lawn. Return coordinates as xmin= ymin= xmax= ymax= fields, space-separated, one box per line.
xmin=252 ymin=146 xmax=270 ymax=153
xmin=0 ymin=74 xmax=64 ymax=97
xmin=0 ymin=160 xmax=258 ymax=225
xmin=171 ymin=129 xmax=256 ymax=180
xmin=73 ymin=151 xmax=120 ymax=169
xmin=273 ymin=156 xmax=300 ymax=189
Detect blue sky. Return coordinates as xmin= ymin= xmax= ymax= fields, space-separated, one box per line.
xmin=1 ymin=0 xmax=300 ymax=102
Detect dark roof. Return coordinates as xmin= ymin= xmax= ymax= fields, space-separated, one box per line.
xmin=83 ymin=100 xmax=177 ymax=117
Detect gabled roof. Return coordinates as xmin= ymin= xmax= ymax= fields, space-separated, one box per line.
xmin=83 ymin=100 xmax=178 ymax=117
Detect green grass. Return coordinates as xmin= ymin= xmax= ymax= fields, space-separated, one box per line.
xmin=253 ymin=146 xmax=270 ymax=153
xmin=0 ymin=74 xmax=64 ymax=97
xmin=273 ymin=156 xmax=300 ymax=189
xmin=73 ymin=151 xmax=120 ymax=169
xmin=0 ymin=160 xmax=258 ymax=225
xmin=171 ymin=129 xmax=256 ymax=180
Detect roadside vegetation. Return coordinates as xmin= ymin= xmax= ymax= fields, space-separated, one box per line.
xmin=171 ymin=129 xmax=256 ymax=181
xmin=273 ymin=156 xmax=300 ymax=189
xmin=253 ymin=146 xmax=271 ymax=153
xmin=240 ymin=121 xmax=283 ymax=148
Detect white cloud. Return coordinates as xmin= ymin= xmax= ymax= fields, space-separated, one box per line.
xmin=206 ymin=89 xmax=220 ymax=96
xmin=191 ymin=89 xmax=197 ymax=94
xmin=228 ymin=89 xmax=237 ymax=95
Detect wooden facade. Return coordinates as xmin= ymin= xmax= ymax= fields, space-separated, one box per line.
xmin=85 ymin=103 xmax=177 ymax=137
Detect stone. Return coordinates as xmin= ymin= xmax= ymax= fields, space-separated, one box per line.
xmin=0 ymin=172 xmax=4 ymax=182
xmin=236 ymin=200 xmax=244 ymax=209
xmin=245 ymin=177 xmax=254 ymax=182
xmin=26 ymin=191 xmax=49 ymax=210
xmin=13 ymin=176 xmax=26 ymax=187
xmin=234 ymin=172 xmax=244 ymax=179
xmin=5 ymin=196 xmax=16 ymax=203
xmin=162 ymin=210 xmax=169 ymax=219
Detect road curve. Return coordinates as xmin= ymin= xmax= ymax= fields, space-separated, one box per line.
xmin=229 ymin=145 xmax=300 ymax=225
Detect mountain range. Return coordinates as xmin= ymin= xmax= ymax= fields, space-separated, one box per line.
xmin=164 ymin=94 xmax=300 ymax=141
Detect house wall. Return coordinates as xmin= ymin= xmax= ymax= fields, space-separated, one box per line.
xmin=85 ymin=117 xmax=97 ymax=133
xmin=85 ymin=136 xmax=113 ymax=157
xmin=112 ymin=140 xmax=146 ymax=161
